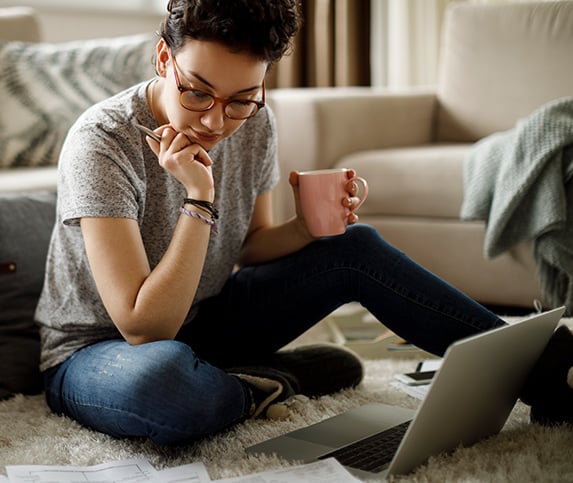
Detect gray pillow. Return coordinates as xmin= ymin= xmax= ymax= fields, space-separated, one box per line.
xmin=0 ymin=191 xmax=56 ymax=399
xmin=0 ymin=34 xmax=156 ymax=168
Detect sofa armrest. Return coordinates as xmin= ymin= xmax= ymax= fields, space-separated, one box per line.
xmin=267 ymin=87 xmax=438 ymax=222
xmin=0 ymin=7 xmax=40 ymax=42
xmin=0 ymin=167 xmax=58 ymax=193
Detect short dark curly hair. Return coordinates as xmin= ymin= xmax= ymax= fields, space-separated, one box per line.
xmin=160 ymin=0 xmax=301 ymax=65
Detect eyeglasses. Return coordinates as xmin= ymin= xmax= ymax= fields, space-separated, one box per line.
xmin=170 ymin=53 xmax=265 ymax=120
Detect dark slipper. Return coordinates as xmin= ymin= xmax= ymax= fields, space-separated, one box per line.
xmin=262 ymin=343 xmax=364 ymax=397
xmin=227 ymin=343 xmax=364 ymax=398
xmin=520 ymin=325 xmax=573 ymax=425
xmin=227 ymin=366 xmax=299 ymax=419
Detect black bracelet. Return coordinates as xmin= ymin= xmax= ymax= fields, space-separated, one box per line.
xmin=183 ymin=198 xmax=219 ymax=220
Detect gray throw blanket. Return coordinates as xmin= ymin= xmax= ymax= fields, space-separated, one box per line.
xmin=461 ymin=96 xmax=573 ymax=313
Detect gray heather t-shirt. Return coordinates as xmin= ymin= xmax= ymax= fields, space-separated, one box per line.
xmin=35 ymin=81 xmax=279 ymax=372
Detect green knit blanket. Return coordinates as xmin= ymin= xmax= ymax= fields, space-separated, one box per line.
xmin=461 ymin=96 xmax=573 ymax=313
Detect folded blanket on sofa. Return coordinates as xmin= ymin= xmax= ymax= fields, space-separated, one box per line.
xmin=461 ymin=96 xmax=573 ymax=312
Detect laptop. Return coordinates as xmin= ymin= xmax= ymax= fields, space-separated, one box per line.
xmin=247 ymin=307 xmax=565 ymax=480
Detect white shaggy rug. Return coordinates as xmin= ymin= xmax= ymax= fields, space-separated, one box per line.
xmin=2 ymin=360 xmax=573 ymax=482
xmin=2 ymin=317 xmax=573 ymax=482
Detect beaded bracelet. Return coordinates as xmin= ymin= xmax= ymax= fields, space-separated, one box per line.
xmin=179 ymin=206 xmax=218 ymax=234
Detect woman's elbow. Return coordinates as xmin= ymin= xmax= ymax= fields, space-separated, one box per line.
xmin=122 ymin=331 xmax=176 ymax=346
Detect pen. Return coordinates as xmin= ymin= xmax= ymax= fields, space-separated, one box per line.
xmin=134 ymin=123 xmax=161 ymax=143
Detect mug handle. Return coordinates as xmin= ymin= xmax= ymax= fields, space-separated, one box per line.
xmin=347 ymin=176 xmax=369 ymax=211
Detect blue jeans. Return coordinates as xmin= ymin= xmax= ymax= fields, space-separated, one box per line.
xmin=44 ymin=224 xmax=505 ymax=445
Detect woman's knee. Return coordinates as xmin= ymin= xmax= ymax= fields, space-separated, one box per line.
xmin=49 ymin=340 xmax=250 ymax=445
xmin=345 ymin=223 xmax=385 ymax=246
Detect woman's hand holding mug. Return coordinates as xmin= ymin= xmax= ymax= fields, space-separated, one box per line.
xmin=293 ymin=168 xmax=369 ymax=237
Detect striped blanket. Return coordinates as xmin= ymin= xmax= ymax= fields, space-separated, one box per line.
xmin=0 ymin=34 xmax=155 ymax=168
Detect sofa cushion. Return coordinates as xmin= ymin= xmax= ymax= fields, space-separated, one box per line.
xmin=0 ymin=33 xmax=156 ymax=169
xmin=0 ymin=191 xmax=56 ymax=399
xmin=335 ymin=144 xmax=471 ymax=219
xmin=436 ymin=1 xmax=573 ymax=143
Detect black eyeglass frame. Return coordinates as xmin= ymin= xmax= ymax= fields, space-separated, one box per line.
xmin=170 ymin=52 xmax=265 ymax=120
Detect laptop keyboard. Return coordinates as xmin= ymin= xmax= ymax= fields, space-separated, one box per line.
xmin=318 ymin=420 xmax=411 ymax=473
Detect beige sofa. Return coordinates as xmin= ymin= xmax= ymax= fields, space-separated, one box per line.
xmin=268 ymin=0 xmax=573 ymax=311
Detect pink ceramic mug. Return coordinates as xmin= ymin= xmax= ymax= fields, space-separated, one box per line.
xmin=298 ymin=168 xmax=369 ymax=237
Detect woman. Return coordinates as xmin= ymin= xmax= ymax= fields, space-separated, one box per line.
xmin=35 ymin=0 xmax=510 ymax=446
